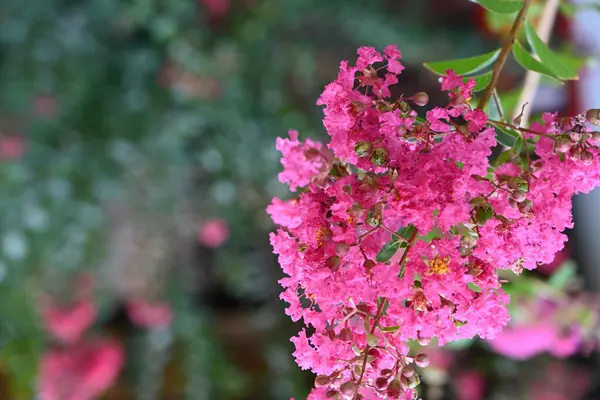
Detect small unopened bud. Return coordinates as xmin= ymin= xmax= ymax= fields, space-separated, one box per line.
xmin=406 ymin=373 xmax=420 ymax=389
xmin=412 ymin=92 xmax=429 ymax=107
xmin=402 ymin=366 xmax=415 ymax=377
xmin=370 ymin=147 xmax=388 ymax=166
xmin=415 ymin=353 xmax=430 ymax=368
xmin=339 ymin=327 xmax=353 ymax=342
xmin=512 ymin=190 xmax=527 ymax=202
xmin=326 ymin=255 xmax=341 ymax=271
xmin=315 ymin=375 xmax=330 ymax=387
xmin=354 ymin=141 xmax=373 ymax=158
xmin=339 ymin=381 xmax=356 ymax=396
xmin=367 ymin=334 xmax=379 ymax=346
xmin=581 ymin=151 xmax=594 ymax=165
xmin=363 ymin=259 xmax=376 ymax=269
xmin=517 ymin=199 xmax=533 ymax=214
xmin=586 ymin=108 xmax=600 ymax=125
xmin=417 ymin=333 xmax=431 ymax=346
xmin=366 ymin=207 xmax=382 ymax=227
xmin=555 ymin=136 xmax=572 ymax=153
xmin=592 ymin=131 xmax=600 ymax=143
xmin=398 ymin=101 xmax=411 ymax=114
xmin=325 ymin=389 xmax=339 ymax=398
xmin=380 ymin=369 xmax=393 ymax=377
xmin=386 ymin=379 xmax=402 ymax=397
xmin=375 ymin=377 xmax=389 ymax=390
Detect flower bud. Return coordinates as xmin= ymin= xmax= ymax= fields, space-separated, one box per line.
xmin=555 ymin=136 xmax=572 ymax=153
xmin=417 ymin=333 xmax=431 ymax=346
xmin=363 ymin=259 xmax=376 ymax=269
xmin=354 ymin=141 xmax=373 ymax=158
xmin=592 ymin=131 xmax=600 ymax=143
xmin=380 ymin=368 xmax=393 ymax=377
xmin=398 ymin=101 xmax=411 ymax=114
xmin=386 ymin=379 xmax=402 ymax=397
xmin=325 ymin=389 xmax=339 ymax=398
xmin=366 ymin=207 xmax=382 ymax=227
xmin=326 ymin=255 xmax=341 ymax=272
xmin=517 ymin=199 xmax=533 ymax=214
xmin=586 ymin=108 xmax=600 ymax=125
xmin=339 ymin=327 xmax=353 ymax=342
xmin=366 ymin=333 xmax=379 ymax=346
xmin=402 ymin=366 xmax=415 ymax=377
xmin=339 ymin=381 xmax=356 ymax=396
xmin=411 ymin=92 xmax=429 ymax=107
xmin=512 ymin=190 xmax=527 ymax=202
xmin=315 ymin=375 xmax=330 ymax=387
xmin=406 ymin=373 xmax=420 ymax=389
xmin=370 ymin=147 xmax=388 ymax=166
xmin=375 ymin=377 xmax=388 ymax=390
xmin=415 ymin=353 xmax=430 ymax=368
xmin=581 ymin=151 xmax=594 ymax=165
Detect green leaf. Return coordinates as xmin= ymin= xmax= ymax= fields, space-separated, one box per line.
xmin=397 ymin=224 xmax=416 ymax=240
xmin=467 ymin=282 xmax=482 ymax=292
xmin=418 ymin=227 xmax=443 ymax=243
xmin=474 ymin=0 xmax=524 ymax=14
xmin=465 ymin=71 xmax=493 ymax=92
xmin=380 ymin=325 xmax=400 ymax=332
xmin=378 ymin=297 xmax=390 ymax=315
xmin=512 ymin=135 xmax=524 ymax=154
xmin=524 ymin=21 xmax=578 ymax=80
xmin=423 ymin=49 xmax=501 ymax=76
xmin=513 ymin=41 xmax=561 ymax=81
xmin=548 ymin=260 xmax=577 ymax=290
xmin=494 ymin=125 xmax=519 ymax=147
xmin=376 ymin=240 xmax=400 ymax=262
xmin=492 ymin=150 xmax=514 ymax=167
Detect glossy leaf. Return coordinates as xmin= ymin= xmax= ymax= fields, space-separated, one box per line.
xmin=423 ymin=49 xmax=501 ymax=76
xmin=494 ymin=125 xmax=519 ymax=147
xmin=474 ymin=0 xmax=524 ymax=14
xmin=512 ymin=135 xmax=524 ymax=154
xmin=376 ymin=240 xmax=400 ymax=262
xmin=397 ymin=224 xmax=416 ymax=240
xmin=524 ymin=21 xmax=578 ymax=80
xmin=512 ymin=41 xmax=561 ymax=81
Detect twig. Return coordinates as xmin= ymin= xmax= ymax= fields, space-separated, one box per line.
xmin=477 ymin=0 xmax=533 ymax=110
xmin=491 ymin=88 xmax=505 ymax=121
xmin=512 ymin=0 xmax=561 ymax=126
xmin=488 ymin=119 xmax=553 ymax=138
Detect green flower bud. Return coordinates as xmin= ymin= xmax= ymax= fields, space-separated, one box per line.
xmin=370 ymin=147 xmax=388 ymax=166
xmin=354 ymin=141 xmax=372 ymax=158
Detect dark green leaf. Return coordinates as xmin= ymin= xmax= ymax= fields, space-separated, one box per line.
xmin=397 ymin=224 xmax=416 ymax=240
xmin=524 ymin=21 xmax=578 ymax=80
xmin=512 ymin=135 xmax=524 ymax=154
xmin=512 ymin=41 xmax=560 ymax=81
xmin=474 ymin=0 xmax=524 ymax=14
xmin=494 ymin=125 xmax=519 ymax=147
xmin=376 ymin=240 xmax=400 ymax=262
xmin=423 ymin=49 xmax=501 ymax=76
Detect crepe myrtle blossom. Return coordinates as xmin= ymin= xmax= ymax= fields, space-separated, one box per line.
xmin=268 ymin=45 xmax=600 ymax=399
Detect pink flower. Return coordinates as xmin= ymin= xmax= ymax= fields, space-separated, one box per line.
xmin=126 ymin=298 xmax=173 ymax=328
xmin=0 ymin=135 xmax=25 ymax=160
xmin=198 ymin=218 xmax=229 ymax=248
xmin=38 ymin=338 xmax=124 ymax=400
xmin=454 ymin=370 xmax=486 ymax=400
xmin=41 ymin=300 xmax=97 ymax=344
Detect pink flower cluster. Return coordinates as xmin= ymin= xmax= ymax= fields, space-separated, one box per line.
xmin=267 ymin=45 xmax=600 ymax=399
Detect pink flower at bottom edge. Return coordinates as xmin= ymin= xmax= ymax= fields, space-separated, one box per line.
xmin=38 ymin=338 xmax=124 ymax=400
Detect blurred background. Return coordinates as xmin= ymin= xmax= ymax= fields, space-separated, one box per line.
xmin=0 ymin=0 xmax=600 ymax=399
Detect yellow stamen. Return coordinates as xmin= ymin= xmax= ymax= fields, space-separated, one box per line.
xmin=428 ymin=256 xmax=451 ymax=275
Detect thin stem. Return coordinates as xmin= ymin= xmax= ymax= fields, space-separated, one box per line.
xmin=397 ymin=228 xmax=419 ymax=268
xmin=488 ymin=119 xmax=553 ymax=138
xmin=477 ymin=0 xmax=532 ymax=110
xmin=491 ymin=89 xmax=505 ymax=121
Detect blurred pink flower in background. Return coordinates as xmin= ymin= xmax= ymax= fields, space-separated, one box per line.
xmin=199 ymin=0 xmax=230 ymax=20
xmin=126 ymin=298 xmax=173 ymax=328
xmin=32 ymin=94 xmax=58 ymax=118
xmin=454 ymin=370 xmax=486 ymax=400
xmin=41 ymin=300 xmax=97 ymax=344
xmin=198 ymin=218 xmax=229 ymax=248
xmin=39 ymin=338 xmax=124 ymax=400
xmin=0 ymin=135 xmax=25 ymax=161
xmin=488 ymin=323 xmax=580 ymax=360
